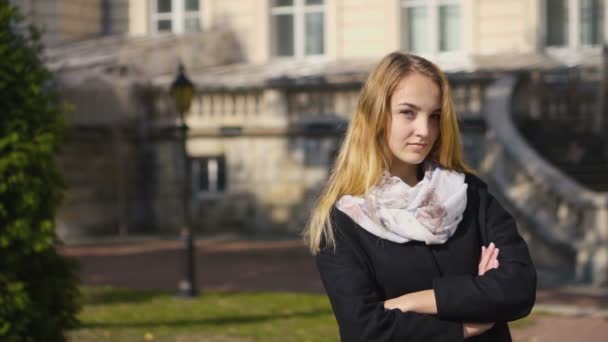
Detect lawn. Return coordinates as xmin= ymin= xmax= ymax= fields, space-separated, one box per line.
xmin=68 ymin=287 xmax=339 ymax=342
xmin=69 ymin=287 xmax=534 ymax=341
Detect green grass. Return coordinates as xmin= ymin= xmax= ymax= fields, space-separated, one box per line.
xmin=68 ymin=287 xmax=339 ymax=342
xmin=69 ymin=287 xmax=535 ymax=341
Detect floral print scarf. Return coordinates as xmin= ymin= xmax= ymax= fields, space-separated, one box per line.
xmin=336 ymin=162 xmax=468 ymax=245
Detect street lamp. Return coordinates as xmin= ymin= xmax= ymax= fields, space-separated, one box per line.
xmin=170 ymin=63 xmax=197 ymax=298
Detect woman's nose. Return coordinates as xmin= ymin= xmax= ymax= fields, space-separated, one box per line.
xmin=414 ymin=117 xmax=430 ymax=137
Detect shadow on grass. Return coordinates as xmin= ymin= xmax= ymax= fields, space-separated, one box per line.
xmin=80 ymin=287 xmax=167 ymax=305
xmin=79 ymin=308 xmax=333 ymax=329
xmin=80 ymin=287 xmax=325 ymax=306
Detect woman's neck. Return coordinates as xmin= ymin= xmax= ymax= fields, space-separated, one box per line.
xmin=389 ymin=162 xmax=421 ymax=187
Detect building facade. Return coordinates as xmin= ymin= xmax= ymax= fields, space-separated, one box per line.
xmin=14 ymin=0 xmax=608 ymax=239
xmin=15 ymin=0 xmax=608 ymax=62
xmin=131 ymin=0 xmax=606 ymax=66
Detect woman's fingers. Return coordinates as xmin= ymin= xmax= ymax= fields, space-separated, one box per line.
xmin=478 ymin=246 xmax=486 ymax=275
xmin=478 ymin=242 xmax=495 ymax=275
xmin=478 ymin=243 xmax=500 ymax=275
xmin=490 ymin=247 xmax=500 ymax=270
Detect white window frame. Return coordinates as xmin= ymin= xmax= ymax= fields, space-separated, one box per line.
xmin=192 ymin=156 xmax=226 ymax=199
xmin=543 ymin=0 xmax=606 ymax=49
xmin=400 ymin=0 xmax=462 ymax=55
xmin=270 ymin=0 xmax=326 ymax=58
xmin=150 ymin=0 xmax=202 ymax=35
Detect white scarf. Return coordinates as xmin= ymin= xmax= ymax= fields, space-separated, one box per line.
xmin=336 ymin=163 xmax=468 ymax=244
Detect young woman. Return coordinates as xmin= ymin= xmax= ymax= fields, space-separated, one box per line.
xmin=305 ymin=52 xmax=536 ymax=341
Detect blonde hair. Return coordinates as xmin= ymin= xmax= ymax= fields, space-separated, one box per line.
xmin=304 ymin=51 xmax=474 ymax=254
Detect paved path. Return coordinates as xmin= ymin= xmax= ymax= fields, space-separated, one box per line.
xmin=58 ymin=238 xmax=608 ymax=341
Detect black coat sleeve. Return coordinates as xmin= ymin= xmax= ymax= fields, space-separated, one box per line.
xmin=432 ymin=185 xmax=537 ymax=323
xmin=317 ymin=211 xmax=464 ymax=342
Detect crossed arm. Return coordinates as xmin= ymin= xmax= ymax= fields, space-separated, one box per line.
xmin=383 ymin=194 xmax=536 ymax=326
xmin=384 ymin=243 xmax=501 ymax=338
xmin=317 ymin=193 xmax=536 ymax=341
xmin=316 ymin=235 xmax=465 ymax=341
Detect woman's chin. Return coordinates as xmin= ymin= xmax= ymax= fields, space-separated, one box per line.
xmin=397 ymin=157 xmax=424 ymax=165
xmin=395 ymin=156 xmax=426 ymax=166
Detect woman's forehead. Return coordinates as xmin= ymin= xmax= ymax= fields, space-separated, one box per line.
xmin=391 ymin=73 xmax=441 ymax=110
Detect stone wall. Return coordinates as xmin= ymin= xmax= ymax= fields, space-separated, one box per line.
xmin=55 ymin=127 xmax=188 ymax=242
xmin=189 ymin=134 xmax=341 ymax=235
xmin=55 ymin=131 xmax=133 ymax=239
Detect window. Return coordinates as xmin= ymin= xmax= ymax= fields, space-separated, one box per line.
xmin=546 ymin=0 xmax=604 ymax=47
xmin=270 ymin=0 xmax=325 ymax=57
xmin=192 ymin=156 xmax=226 ymax=196
xmin=150 ymin=0 xmax=201 ymax=34
xmin=400 ymin=0 xmax=462 ymax=53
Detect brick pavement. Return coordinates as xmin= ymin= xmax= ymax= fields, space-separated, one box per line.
xmin=58 ymin=238 xmax=608 ymax=341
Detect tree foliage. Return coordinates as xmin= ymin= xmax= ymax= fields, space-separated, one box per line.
xmin=0 ymin=3 xmax=80 ymax=341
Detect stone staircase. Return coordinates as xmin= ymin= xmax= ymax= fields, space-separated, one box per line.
xmin=479 ymin=75 xmax=608 ymax=287
xmin=516 ymin=119 xmax=608 ymax=193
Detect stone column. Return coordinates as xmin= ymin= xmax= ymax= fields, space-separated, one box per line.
xmin=596 ymin=46 xmax=607 ymax=135
xmin=262 ymin=88 xmax=288 ymax=127
xmin=592 ymin=206 xmax=608 ymax=287
xmin=601 ymin=45 xmax=608 ymax=154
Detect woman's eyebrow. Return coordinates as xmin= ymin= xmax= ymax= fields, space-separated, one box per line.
xmin=397 ymin=102 xmax=420 ymax=110
xmin=397 ymin=102 xmax=441 ymax=113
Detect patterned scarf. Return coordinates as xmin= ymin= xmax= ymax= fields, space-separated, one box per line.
xmin=336 ymin=162 xmax=468 ymax=244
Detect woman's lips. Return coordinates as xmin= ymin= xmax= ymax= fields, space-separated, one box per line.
xmin=408 ymin=143 xmax=427 ymax=151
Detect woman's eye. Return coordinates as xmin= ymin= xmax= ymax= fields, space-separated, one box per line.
xmin=400 ymin=110 xmax=415 ymax=116
xmin=431 ymin=113 xmax=441 ymax=120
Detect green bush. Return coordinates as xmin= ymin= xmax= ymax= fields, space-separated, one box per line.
xmin=0 ymin=3 xmax=80 ymax=341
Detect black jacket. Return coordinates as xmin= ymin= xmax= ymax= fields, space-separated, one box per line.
xmin=316 ymin=174 xmax=537 ymax=341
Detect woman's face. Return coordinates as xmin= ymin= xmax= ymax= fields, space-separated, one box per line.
xmin=387 ymin=72 xmax=441 ymax=170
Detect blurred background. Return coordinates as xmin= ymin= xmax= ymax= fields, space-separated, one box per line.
xmin=8 ymin=0 xmax=608 ymax=341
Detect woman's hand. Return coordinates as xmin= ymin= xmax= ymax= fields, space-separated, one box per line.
xmin=462 ymin=243 xmax=498 ymax=338
xmin=478 ymin=242 xmax=499 ymax=276
xmin=463 ymin=322 xmax=495 ymax=338
xmin=383 ymin=290 xmax=435 ymax=313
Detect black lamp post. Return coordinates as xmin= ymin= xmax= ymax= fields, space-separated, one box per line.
xmin=170 ymin=63 xmax=197 ymax=298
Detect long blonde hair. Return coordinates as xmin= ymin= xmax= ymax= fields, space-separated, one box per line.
xmin=304 ymin=51 xmax=474 ymax=254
